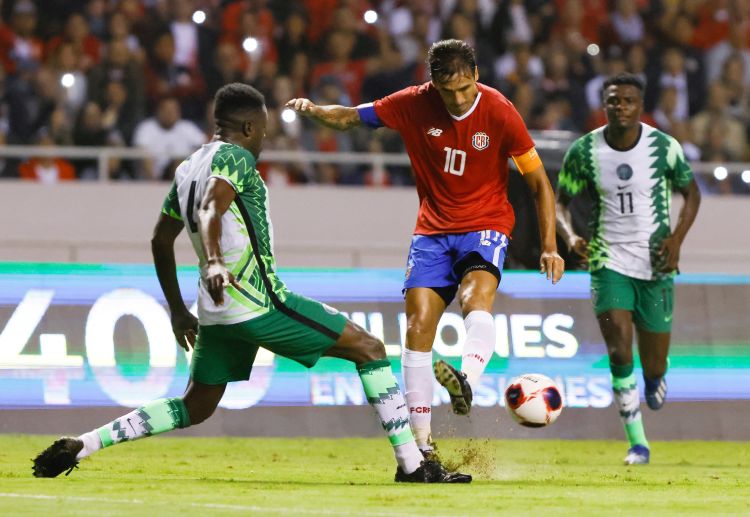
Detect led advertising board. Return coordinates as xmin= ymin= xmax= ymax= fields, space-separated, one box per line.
xmin=1 ymin=263 xmax=748 ymax=409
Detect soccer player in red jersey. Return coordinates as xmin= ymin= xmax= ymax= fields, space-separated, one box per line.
xmin=287 ymin=40 xmax=564 ymax=458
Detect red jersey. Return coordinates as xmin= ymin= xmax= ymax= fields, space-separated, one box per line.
xmin=367 ymin=82 xmax=535 ymax=236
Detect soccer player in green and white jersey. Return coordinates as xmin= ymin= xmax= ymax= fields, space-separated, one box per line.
xmin=556 ymin=73 xmax=701 ymax=465
xmin=32 ymin=83 xmax=469 ymax=484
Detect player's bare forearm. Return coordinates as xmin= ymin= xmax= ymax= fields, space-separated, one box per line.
xmin=524 ymin=166 xmax=558 ymax=253
xmin=285 ymin=98 xmax=362 ymax=131
xmin=198 ymin=178 xmax=241 ymax=305
xmin=672 ymin=179 xmax=701 ymax=244
xmin=198 ymin=203 xmax=227 ymax=269
xmin=523 ymin=166 xmax=565 ymax=283
xmin=151 ymin=213 xmax=189 ymax=314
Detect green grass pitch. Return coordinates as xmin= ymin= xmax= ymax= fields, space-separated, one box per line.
xmin=1 ymin=435 xmax=748 ymax=516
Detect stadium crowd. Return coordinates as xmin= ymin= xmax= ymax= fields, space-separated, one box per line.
xmin=0 ymin=0 xmax=748 ymax=193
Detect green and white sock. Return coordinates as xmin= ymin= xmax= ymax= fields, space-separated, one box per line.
xmin=76 ymin=398 xmax=190 ymax=460
xmin=611 ymin=363 xmax=649 ymax=449
xmin=358 ymin=360 xmax=423 ymax=474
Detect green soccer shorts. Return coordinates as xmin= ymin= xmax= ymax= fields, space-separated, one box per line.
xmin=590 ymin=267 xmax=674 ymax=333
xmin=190 ymin=292 xmax=348 ymax=384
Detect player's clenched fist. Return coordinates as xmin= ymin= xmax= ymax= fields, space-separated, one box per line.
xmin=539 ymin=251 xmax=565 ymax=284
xmin=286 ymin=98 xmax=317 ymax=114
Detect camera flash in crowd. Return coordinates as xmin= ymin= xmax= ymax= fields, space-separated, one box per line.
xmin=713 ymin=166 xmax=728 ymax=181
xmin=281 ymin=109 xmax=297 ymax=124
xmin=741 ymin=170 xmax=750 ymax=184
xmin=363 ymin=10 xmax=378 ymax=24
xmin=192 ymin=10 xmax=206 ymax=24
xmin=61 ymin=73 xmax=75 ymax=88
xmin=586 ymin=44 xmax=600 ymax=56
xmin=243 ymin=37 xmax=259 ymax=53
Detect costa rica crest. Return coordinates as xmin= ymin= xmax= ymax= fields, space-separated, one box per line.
xmin=472 ymin=132 xmax=490 ymax=150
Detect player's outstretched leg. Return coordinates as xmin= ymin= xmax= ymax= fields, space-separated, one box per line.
xmin=433 ymin=359 xmax=473 ymax=416
xmin=32 ymin=398 xmax=191 ymax=478
xmin=32 ymin=382 xmax=225 ymax=477
xmin=458 ymin=309 xmax=496 ymax=398
xmin=327 ymin=322 xmax=471 ymax=483
xmin=611 ymin=363 xmax=650 ymax=465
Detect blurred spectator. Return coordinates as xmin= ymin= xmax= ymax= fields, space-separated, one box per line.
xmin=46 ymin=12 xmax=101 ymax=73
xmin=107 ymin=10 xmax=143 ymax=62
xmin=494 ymin=42 xmax=544 ymax=94
xmin=50 ymin=42 xmax=88 ymax=115
xmin=132 ymin=96 xmax=205 ymax=180
xmin=87 ymin=38 xmax=144 ymax=141
xmin=144 ymin=31 xmax=206 ymax=120
xmin=72 ymin=101 xmax=121 ymax=179
xmin=690 ymin=81 xmax=748 ymax=162
xmin=310 ymin=30 xmax=368 ymax=105
xmin=718 ymin=53 xmax=750 ymax=125
xmin=706 ymin=21 xmax=750 ymax=85
xmin=275 ymin=10 xmax=310 ymax=75
xmin=6 ymin=65 xmax=58 ymax=146
xmin=206 ymin=41 xmax=247 ymax=99
xmin=652 ymin=47 xmax=692 ymax=121
xmin=0 ymin=0 xmax=44 ymax=75
xmin=652 ymin=86 xmax=680 ymax=133
xmin=85 ymin=0 xmax=108 ymax=40
xmin=609 ymin=0 xmax=644 ymax=46
xmin=19 ymin=129 xmax=76 ymax=183
xmin=670 ymin=120 xmax=701 ymax=162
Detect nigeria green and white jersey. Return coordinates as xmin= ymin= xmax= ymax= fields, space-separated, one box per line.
xmin=558 ymin=123 xmax=693 ymax=280
xmin=161 ymin=141 xmax=288 ymax=325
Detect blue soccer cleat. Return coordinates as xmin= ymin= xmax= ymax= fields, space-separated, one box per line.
xmin=624 ymin=445 xmax=650 ymax=465
xmin=644 ymin=376 xmax=667 ymax=410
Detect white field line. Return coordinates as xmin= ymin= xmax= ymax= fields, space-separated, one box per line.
xmin=0 ymin=492 xmax=467 ymax=517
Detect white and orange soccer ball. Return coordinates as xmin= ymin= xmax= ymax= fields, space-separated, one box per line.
xmin=504 ymin=373 xmax=563 ymax=427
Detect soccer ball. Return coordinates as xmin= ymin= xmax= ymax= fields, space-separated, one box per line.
xmin=504 ymin=373 xmax=563 ymax=427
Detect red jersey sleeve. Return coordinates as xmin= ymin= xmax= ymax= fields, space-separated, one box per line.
xmin=502 ymin=102 xmax=535 ymax=157
xmin=372 ymin=86 xmax=417 ymax=131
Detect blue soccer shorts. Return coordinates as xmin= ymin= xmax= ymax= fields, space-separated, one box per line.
xmin=402 ymin=230 xmax=509 ymax=304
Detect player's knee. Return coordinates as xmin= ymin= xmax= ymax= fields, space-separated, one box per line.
xmin=357 ymin=332 xmax=386 ymax=363
xmin=405 ymin=319 xmax=435 ymax=352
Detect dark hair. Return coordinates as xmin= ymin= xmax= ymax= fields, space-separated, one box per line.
xmin=427 ymin=39 xmax=476 ymax=82
xmin=214 ymin=83 xmax=265 ymax=126
xmin=601 ymin=73 xmax=645 ymax=99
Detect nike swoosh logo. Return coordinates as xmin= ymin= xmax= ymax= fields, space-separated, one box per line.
xmin=664 ymin=315 xmax=673 ymax=322
xmin=616 ymin=185 xmax=628 ymax=190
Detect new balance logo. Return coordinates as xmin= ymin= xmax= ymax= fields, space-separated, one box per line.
xmin=427 ymin=127 xmax=443 ymax=136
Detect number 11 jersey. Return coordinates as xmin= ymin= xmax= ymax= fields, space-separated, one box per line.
xmin=558 ymin=123 xmax=694 ymax=280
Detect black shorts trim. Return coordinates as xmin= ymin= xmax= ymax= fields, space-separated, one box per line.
xmin=453 ymin=252 xmax=502 ymax=285
xmin=233 ymin=195 xmax=341 ymax=341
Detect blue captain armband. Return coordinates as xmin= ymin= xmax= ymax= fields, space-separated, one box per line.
xmin=356 ymin=103 xmax=383 ymax=128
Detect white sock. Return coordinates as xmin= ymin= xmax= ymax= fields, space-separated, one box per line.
xmin=461 ymin=310 xmax=496 ymax=392
xmin=394 ymin=442 xmax=424 ymax=474
xmin=76 ymin=429 xmax=103 ymax=460
xmin=401 ymin=348 xmax=434 ymax=451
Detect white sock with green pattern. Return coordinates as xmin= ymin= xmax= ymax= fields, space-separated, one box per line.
xmin=76 ymin=398 xmax=191 ymax=460
xmin=358 ymin=359 xmax=423 ymax=474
